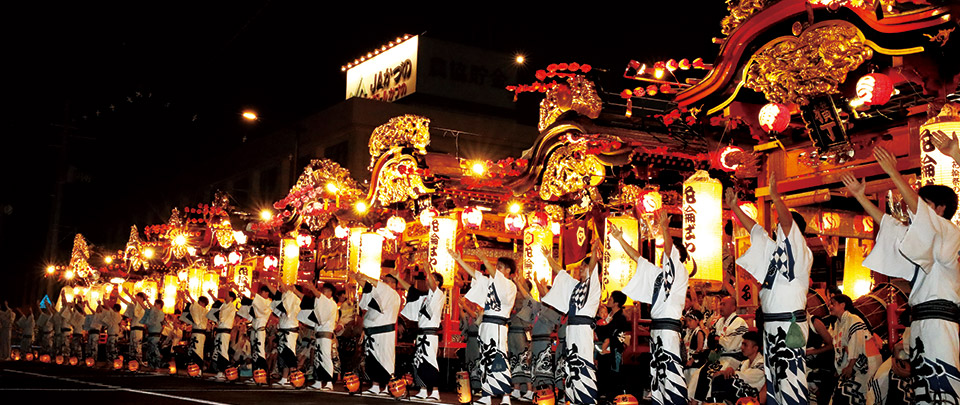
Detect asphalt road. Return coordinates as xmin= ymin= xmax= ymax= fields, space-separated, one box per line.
xmin=0 ymin=360 xmax=462 ymax=404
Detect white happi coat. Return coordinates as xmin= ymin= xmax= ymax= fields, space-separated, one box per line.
xmin=273 ymin=290 xmax=301 ymax=355
xmin=542 ymin=266 xmax=601 ymax=404
xmin=401 ymin=287 xmax=446 ymax=373
xmin=359 ymin=282 xmax=401 ymax=376
xmin=465 ymin=270 xmax=518 ymax=397
xmin=312 ymin=294 xmax=339 ymax=378
xmin=180 ymin=302 xmax=209 ymax=359
xmin=239 ymin=294 xmax=272 ymax=363
xmin=623 ymin=248 xmax=689 ymax=405
xmin=831 ymin=311 xmax=881 ymax=404
xmin=864 ymin=205 xmax=960 ymax=403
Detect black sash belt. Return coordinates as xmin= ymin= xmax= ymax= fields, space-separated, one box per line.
xmin=61 ymin=328 xmax=73 ymax=333
xmin=253 ymin=327 xmax=266 ymax=331
xmin=420 ymin=328 xmax=440 ymax=335
xmin=720 ymin=351 xmax=747 ymax=361
xmin=914 ymin=299 xmax=960 ymax=324
xmin=279 ymin=328 xmax=298 ymax=333
xmin=567 ymin=315 xmax=594 ymax=326
xmin=532 ymin=334 xmax=552 ymax=341
xmin=763 ymin=309 xmax=806 ymax=323
xmin=88 ymin=330 xmax=99 ymax=335
xmin=72 ymin=333 xmax=83 ymax=338
xmin=364 ymin=324 xmax=396 ymax=336
xmin=508 ymin=326 xmax=527 ymax=333
xmin=316 ymin=331 xmax=335 ymax=339
xmin=148 ymin=333 xmax=162 ymax=338
xmin=650 ymin=318 xmax=683 ymax=332
xmin=482 ymin=315 xmax=508 ymax=325
xmin=215 ymin=328 xmax=232 ymax=333
xmin=467 ymin=331 xmax=479 ymax=337
xmin=131 ymin=326 xmax=146 ymax=331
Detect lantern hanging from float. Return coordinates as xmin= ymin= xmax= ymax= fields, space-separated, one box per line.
xmin=188 ymin=267 xmax=205 ymax=300
xmin=855 ymin=73 xmax=893 ymax=107
xmin=228 ymin=251 xmax=242 ymax=266
xmin=162 ymin=274 xmax=177 ymax=314
xmin=347 ymin=228 xmax=364 ymax=274
xmin=683 ymin=170 xmax=723 ymax=282
xmin=419 ymin=207 xmax=439 ymax=227
xmin=386 ymin=216 xmax=407 ymax=235
xmin=334 ymin=225 xmax=350 ymax=239
xmin=213 ymin=254 xmax=227 ymax=268
xmin=461 ymin=207 xmax=484 ymax=228
xmin=603 ymin=216 xmax=639 ymax=297
xmin=203 ymin=271 xmax=219 ymax=296
xmin=527 ymin=211 xmax=549 ymax=228
xmin=281 ymin=238 xmax=300 ymax=286
xmin=843 ymin=238 xmax=874 ymax=299
xmin=759 ymin=102 xmax=790 ymax=133
xmin=504 ymin=213 xmax=526 ymax=233
xmin=358 ymin=232 xmax=384 ymax=280
xmin=920 ymin=104 xmax=960 ymax=223
xmin=140 ymin=280 xmax=158 ymax=304
xmin=428 ymin=218 xmax=457 ymax=289
xmin=522 ymin=225 xmax=553 ymax=300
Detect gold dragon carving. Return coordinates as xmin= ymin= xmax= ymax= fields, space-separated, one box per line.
xmin=539 ymin=76 xmax=603 ymax=131
xmin=368 ymin=114 xmax=431 ymax=167
xmin=539 ymin=142 xmax=606 ymax=201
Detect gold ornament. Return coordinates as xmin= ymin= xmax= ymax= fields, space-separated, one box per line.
xmin=69 ymin=234 xmax=92 ymax=277
xmin=744 ymin=21 xmax=872 ymax=106
xmin=614 ymin=185 xmax=643 ymax=206
xmin=539 ymin=76 xmax=602 ymax=131
xmin=544 ymin=205 xmax=564 ymax=222
xmin=124 ymin=226 xmax=145 ymax=270
xmin=165 ymin=209 xmax=188 ymax=260
xmin=721 ymin=0 xmax=776 ymax=36
xmin=539 ymin=142 xmax=606 ymax=201
xmin=372 ymin=154 xmax=435 ymax=205
xmin=368 ymin=115 xmax=431 ymax=167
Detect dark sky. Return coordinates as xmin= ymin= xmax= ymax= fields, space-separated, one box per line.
xmin=0 ymin=2 xmax=729 ymax=303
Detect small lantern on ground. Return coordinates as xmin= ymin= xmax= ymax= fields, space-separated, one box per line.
xmin=344 ymin=372 xmax=361 ymax=393
xmin=187 ymin=363 xmax=201 ymax=377
xmin=85 ymin=357 xmax=95 ymax=367
xmin=69 ymin=356 xmax=79 ymax=366
xmin=388 ymin=377 xmax=408 ymax=398
xmin=253 ymin=369 xmax=267 ymax=385
xmin=225 ymin=367 xmax=238 ymax=381
xmin=289 ymin=370 xmax=305 ymax=388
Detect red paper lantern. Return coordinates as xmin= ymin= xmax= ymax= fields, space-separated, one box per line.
xmin=25 ymin=352 xmax=34 ymax=361
xmin=113 ymin=358 xmax=123 ymax=370
xmin=39 ymin=354 xmax=51 ymax=363
xmin=615 ymin=394 xmax=639 ymax=405
xmin=535 ymin=388 xmax=556 ymax=405
xmin=68 ymin=356 xmax=79 ymax=366
xmin=388 ymin=377 xmax=407 ymax=398
xmin=759 ymin=102 xmax=790 ymax=132
xmin=504 ymin=213 xmax=527 ymax=232
xmin=85 ymin=357 xmax=95 ymax=367
xmin=187 ymin=363 xmax=201 ymax=377
xmin=856 ymin=73 xmax=893 ymax=106
xmin=228 ymin=251 xmax=243 ymax=265
xmin=528 ymin=212 xmax=549 ymax=228
xmin=717 ymin=145 xmax=745 ymax=171
xmin=386 ymin=216 xmax=407 ymax=234
xmin=128 ymin=360 xmax=139 ymax=372
xmin=462 ymin=207 xmax=484 ymax=228
xmin=55 ymin=355 xmax=64 ymax=365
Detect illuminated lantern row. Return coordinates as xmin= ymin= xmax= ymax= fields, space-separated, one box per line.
xmin=843 ymin=238 xmax=874 ymax=299
xmin=855 ymin=73 xmax=893 ymax=107
xmin=296 ymin=234 xmax=313 ymax=248
xmin=358 ymin=232 xmax=384 ymax=280
xmin=683 ymin=170 xmax=723 ymax=282
xmin=419 ymin=208 xmax=439 ymax=227
xmin=504 ymin=213 xmax=526 ymax=232
xmin=920 ymin=109 xmax=960 ymax=223
xmin=428 ymin=218 xmax=458 ymax=288
xmin=281 ymin=238 xmax=300 ymax=286
xmin=522 ymin=225 xmax=553 ymax=300
xmin=162 ymin=275 xmax=177 ymax=314
xmin=604 ymin=216 xmax=639 ymax=300
xmin=461 ymin=207 xmax=483 ymax=228
xmin=228 ymin=251 xmax=242 ymax=265
xmin=213 ymin=254 xmax=227 ymax=268
xmin=262 ymin=255 xmax=279 ymax=270
xmin=759 ymin=102 xmax=790 ymax=133
xmin=334 ymin=225 xmax=350 ymax=239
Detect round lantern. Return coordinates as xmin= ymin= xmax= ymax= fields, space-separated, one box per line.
xmin=640 ymin=191 xmax=663 ymax=214
xmin=128 ymin=360 xmax=139 ymax=372
xmin=403 ymin=372 xmax=414 ymax=386
xmin=39 ymin=354 xmax=51 ymax=363
xmin=419 ymin=208 xmax=439 ymax=227
xmin=388 ymin=377 xmax=408 ymax=398
xmin=386 ymin=216 xmax=407 ymax=234
xmin=717 ymin=145 xmax=745 ymax=171
xmin=344 ymin=372 xmax=361 ymax=393
xmin=253 ymin=369 xmax=268 ymax=385
xmin=213 ymin=254 xmax=227 ymax=268
xmin=535 ymin=388 xmax=556 ymax=405
xmin=228 ymin=251 xmax=243 ymax=265
xmin=262 ymin=255 xmax=279 ymax=270
xmin=168 ymin=362 xmax=177 ymax=374
xmin=737 ymin=397 xmax=762 ymax=405
xmin=55 ymin=355 xmax=64 ymax=365
xmin=462 ymin=207 xmax=484 ymax=228
xmin=504 ymin=213 xmax=527 ymax=232
xmin=85 ymin=357 xmax=95 ymax=367
xmin=528 ymin=211 xmax=549 ymax=228
xmin=225 ymin=367 xmax=238 ymax=381
xmin=739 ymin=202 xmax=759 ymax=221
xmin=457 ymin=371 xmax=472 ymax=404
xmin=614 ymin=394 xmax=639 ymax=405
xmin=861 ymin=216 xmax=875 ymax=233
xmin=187 ymin=363 xmax=201 ymax=377
xmin=69 ymin=356 xmax=79 ymax=366
xmin=759 ymin=102 xmax=790 ymax=132
xmin=289 ymin=370 xmax=305 ymax=388
xmin=821 ymin=212 xmax=840 ymax=232
xmin=11 ymin=349 xmax=20 ymax=361
xmin=113 ymin=358 xmax=124 ymax=370
xmin=334 ymin=225 xmax=350 ymax=239
xmin=856 ymin=73 xmax=893 ymax=106
xmin=25 ymin=352 xmax=34 ymax=361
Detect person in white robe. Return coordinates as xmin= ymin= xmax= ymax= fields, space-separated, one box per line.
xmin=844 ymin=143 xmax=960 ymax=404
xmin=351 ymin=269 xmax=403 ymax=396
xmin=700 ymin=331 xmax=767 ymax=403
xmin=614 ymin=209 xmax=689 ymax=405
xmin=453 ymin=249 xmax=519 ymax=405
xmin=827 ymin=294 xmax=881 ymax=405
xmin=728 ymin=170 xmax=812 ymax=405
xmin=238 ymin=284 xmax=274 ymax=372
xmin=178 ymin=292 xmax=210 ymax=366
xmin=140 ymin=299 xmax=166 ymax=369
xmin=272 ymin=284 xmax=302 ymax=386
xmin=867 ymin=326 xmax=912 ymax=405
xmin=120 ymin=292 xmax=148 ymax=363
xmin=66 ymin=299 xmax=86 ymax=358
xmin=301 ymin=282 xmax=339 ymax=391
xmin=36 ymin=305 xmax=53 ymax=355
xmin=541 ymin=243 xmax=600 ymax=405
xmin=207 ymin=289 xmax=238 ymax=378
xmin=400 ymin=271 xmax=446 ymax=401
xmin=0 ymin=301 xmax=15 ymax=360
xmin=688 ymin=296 xmax=750 ymax=401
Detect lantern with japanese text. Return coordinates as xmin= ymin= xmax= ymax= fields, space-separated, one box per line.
xmin=225 ymin=367 xmax=238 ymax=381
xmin=614 ymin=394 xmax=639 ymax=405
xmin=683 ymin=170 xmax=723 ymax=282
xmin=457 ymin=371 xmax=472 ymax=403
xmin=290 ymin=370 xmax=305 ymax=388
xmin=347 ymin=228 xmax=363 ymax=274
xmin=188 ymin=267 xmax=205 ymax=300
xmin=535 ymin=388 xmax=556 ymax=405
xmin=162 ymin=274 xmax=177 ymax=314
xmin=388 ymin=377 xmax=407 ymax=398
xmin=843 ymin=238 xmax=874 ymax=299
xmin=504 ymin=213 xmax=527 ymax=232
xmin=856 ymin=73 xmax=893 ymax=107
xmin=759 ymin=102 xmax=790 ymax=133
xmin=428 ymin=218 xmax=457 ymax=288
xmin=359 ymin=232 xmax=384 ymax=280
xmin=234 ymin=264 xmax=252 ymax=297
xmin=461 ymin=207 xmax=484 ymax=228
xmin=281 ymin=238 xmax=300 ymax=286
xmin=604 ymin=216 xmax=639 ymax=296
xmin=920 ymin=105 xmax=960 ymax=223
xmin=523 ymin=225 xmax=553 ymax=300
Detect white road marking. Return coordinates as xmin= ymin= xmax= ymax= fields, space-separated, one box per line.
xmin=1 ymin=369 xmax=231 ymax=405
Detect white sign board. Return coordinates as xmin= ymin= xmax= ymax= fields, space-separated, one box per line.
xmin=345 ymin=36 xmax=418 ymax=102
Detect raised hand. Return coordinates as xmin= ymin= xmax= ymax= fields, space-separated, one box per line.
xmin=931 ymin=130 xmax=960 ymax=160
xmin=768 ymin=169 xmax=779 ymax=197
xmin=874 ymin=147 xmax=898 ymax=175
xmin=840 ymin=173 xmax=866 ymax=198
xmin=447 ymin=248 xmax=461 ymax=260
xmin=608 ymin=224 xmax=623 ymax=239
xmin=724 ymin=188 xmax=739 ymax=208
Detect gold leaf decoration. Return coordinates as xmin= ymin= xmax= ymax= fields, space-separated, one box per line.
xmin=368 ymin=115 xmax=431 ymax=167
xmin=744 ymin=21 xmax=872 ymax=106
xmin=539 ymin=142 xmax=606 ymax=201
xmin=544 ymin=205 xmax=564 ymax=222
xmin=373 ymin=154 xmax=435 ymax=205
xmin=539 ymin=76 xmax=603 ymax=131
xmin=721 ymin=0 xmax=777 ymax=36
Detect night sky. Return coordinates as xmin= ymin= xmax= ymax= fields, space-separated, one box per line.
xmin=0 ymin=3 xmax=729 ymax=304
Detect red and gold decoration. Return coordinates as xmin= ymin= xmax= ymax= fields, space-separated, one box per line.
xmin=461 ymin=207 xmax=484 ymax=228
xmin=854 ymin=73 xmax=894 ymax=107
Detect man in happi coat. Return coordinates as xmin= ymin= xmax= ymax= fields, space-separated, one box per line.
xmin=272 ymin=284 xmax=301 ymax=386
xmin=703 ymin=331 xmax=767 ymax=403
xmin=401 ymin=271 xmax=446 ymax=401
xmin=453 ymin=249 xmax=519 ymax=405
xmin=728 ymin=170 xmax=812 ymax=405
xmin=238 ymin=284 xmax=274 ymax=372
xmin=207 ymin=289 xmax=238 ymax=379
xmin=178 ymin=292 xmax=210 ymax=366
xmin=140 ymin=299 xmax=166 ymax=369
xmin=120 ymin=292 xmax=148 ymax=363
xmin=351 ymin=269 xmax=403 ymax=396
xmin=300 ymin=282 xmax=338 ymax=391
xmin=687 ymin=297 xmax=749 ymax=400
xmin=541 ymin=244 xmax=600 ymax=405
xmin=614 ymin=209 xmax=689 ymax=405
xmin=65 ymin=299 xmax=86 ymax=358
xmin=828 ymin=294 xmax=881 ymax=405
xmin=846 ymin=141 xmax=960 ymax=404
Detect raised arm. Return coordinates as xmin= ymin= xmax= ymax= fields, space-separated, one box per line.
xmin=389 ymin=269 xmax=411 ymax=291
xmin=656 ymin=210 xmax=673 ymax=259
xmin=513 ymin=271 xmax=532 ymax=300
xmin=874 ymin=147 xmax=920 ymax=214
xmin=932 ymin=130 xmax=960 ymax=166
xmin=541 ymin=245 xmax=563 ymax=275
xmin=348 ymin=271 xmax=378 ymax=288
xmin=841 ymin=173 xmax=884 ymax=224
xmin=725 ymin=188 xmax=758 ymax=234
xmin=768 ymin=170 xmax=795 ymax=234
xmin=609 ymin=225 xmax=641 ymax=263
xmin=425 ymin=264 xmax=439 ymax=292
xmin=449 ymin=248 xmax=477 ymax=278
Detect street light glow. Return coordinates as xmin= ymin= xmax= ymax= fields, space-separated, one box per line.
xmin=46 ymin=265 xmax=56 ymax=274
xmin=260 ymin=210 xmax=273 ymax=220
xmin=242 ymin=111 xmax=258 ymax=121
xmin=515 ymin=54 xmax=526 ymax=64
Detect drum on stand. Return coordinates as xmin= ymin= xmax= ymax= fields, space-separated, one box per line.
xmin=806 ymin=288 xmax=829 ymax=320
xmin=852 ymin=283 xmax=908 ymax=340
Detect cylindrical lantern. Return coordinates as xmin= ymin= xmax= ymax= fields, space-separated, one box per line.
xmin=347 ymin=228 xmax=364 ymax=275
xmin=162 ymin=275 xmax=177 ymax=315
xmin=504 ymin=213 xmax=527 ymax=232
xmin=920 ymin=106 xmax=960 ymax=223
xmin=856 ymin=73 xmax=893 ymax=106
xmin=419 ymin=208 xmax=439 ymax=227
xmin=358 ymin=233 xmax=384 ymax=280
xmin=843 ymin=238 xmax=874 ymax=299
xmin=523 ymin=225 xmax=553 ymax=300
xmin=462 ymin=207 xmax=484 ymax=228
xmin=759 ymin=102 xmax=790 ymax=132
xmin=188 ymin=267 xmax=204 ymax=300
xmin=428 ymin=218 xmax=458 ymax=288
xmin=604 ymin=216 xmax=639 ymax=298
xmin=234 ymin=264 xmax=252 ymax=298
xmin=683 ymin=170 xmax=723 ymax=282
xmin=203 ymin=271 xmax=219 ymax=296
xmin=140 ymin=280 xmax=158 ymax=304
xmin=535 ymin=388 xmax=556 ymax=405
xmin=457 ymin=371 xmax=472 ymax=403
xmin=386 ymin=216 xmax=407 ymax=234
xmin=281 ymin=238 xmax=300 ymax=286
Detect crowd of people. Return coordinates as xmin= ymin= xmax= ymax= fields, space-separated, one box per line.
xmin=1 ymin=140 xmax=959 ymax=405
